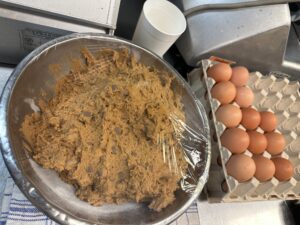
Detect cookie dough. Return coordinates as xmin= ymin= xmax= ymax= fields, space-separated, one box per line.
xmin=21 ymin=48 xmax=187 ymax=211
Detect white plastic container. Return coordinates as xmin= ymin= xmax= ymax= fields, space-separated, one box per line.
xmin=0 ymin=0 xmax=121 ymax=64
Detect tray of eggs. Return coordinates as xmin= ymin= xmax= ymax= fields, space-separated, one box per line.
xmin=188 ymin=59 xmax=300 ymax=202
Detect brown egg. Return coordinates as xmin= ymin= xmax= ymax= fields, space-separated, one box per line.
xmin=260 ymin=111 xmax=277 ymax=132
xmin=234 ymin=86 xmax=254 ymax=108
xmin=230 ymin=66 xmax=249 ymax=87
xmin=215 ymin=104 xmax=242 ymax=127
xmin=247 ymin=131 xmax=267 ymax=154
xmin=253 ymin=155 xmax=275 ymax=181
xmin=271 ymin=157 xmax=294 ymax=181
xmin=221 ymin=128 xmax=250 ymax=154
xmin=226 ymin=154 xmax=256 ymax=182
xmin=207 ymin=63 xmax=232 ymax=82
xmin=265 ymin=132 xmax=285 ymax=155
xmin=241 ymin=108 xmax=261 ymax=130
xmin=211 ymin=81 xmax=236 ymax=104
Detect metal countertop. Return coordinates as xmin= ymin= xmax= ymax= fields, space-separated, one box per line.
xmin=0 ymin=65 xmax=12 ymax=210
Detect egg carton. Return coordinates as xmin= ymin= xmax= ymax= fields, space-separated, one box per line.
xmin=188 ymin=60 xmax=300 ymax=202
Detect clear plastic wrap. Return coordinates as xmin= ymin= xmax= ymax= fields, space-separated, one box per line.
xmin=20 ymin=47 xmax=210 ymax=212
xmin=0 ymin=33 xmax=210 ymax=225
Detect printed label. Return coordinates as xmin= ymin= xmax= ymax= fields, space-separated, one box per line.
xmin=20 ymin=28 xmax=62 ymax=52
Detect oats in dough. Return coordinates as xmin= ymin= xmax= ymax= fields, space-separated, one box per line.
xmin=20 ymin=48 xmax=188 ymax=211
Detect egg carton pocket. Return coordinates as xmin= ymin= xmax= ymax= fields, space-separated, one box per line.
xmin=188 ymin=60 xmax=300 ymax=202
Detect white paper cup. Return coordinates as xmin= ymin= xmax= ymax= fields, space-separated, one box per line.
xmin=132 ymin=0 xmax=186 ymax=57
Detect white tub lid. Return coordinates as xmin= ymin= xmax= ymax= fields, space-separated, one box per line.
xmin=0 ymin=0 xmax=120 ymax=29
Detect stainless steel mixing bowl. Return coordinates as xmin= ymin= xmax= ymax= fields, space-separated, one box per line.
xmin=0 ymin=33 xmax=210 ymax=225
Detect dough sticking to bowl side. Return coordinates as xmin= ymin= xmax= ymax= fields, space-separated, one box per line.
xmin=20 ymin=48 xmax=188 ymax=211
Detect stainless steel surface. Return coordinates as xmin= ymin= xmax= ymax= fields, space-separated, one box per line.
xmin=0 ymin=1 xmax=120 ymax=64
xmin=197 ymin=198 xmax=295 ymax=225
xmin=0 ymin=65 xmax=12 ymax=211
xmin=172 ymin=0 xmax=299 ymax=15
xmin=281 ymin=24 xmax=300 ymax=77
xmin=0 ymin=33 xmax=211 ymax=225
xmin=175 ymin=4 xmax=291 ymax=75
xmin=174 ymin=0 xmax=300 ymax=78
xmin=0 ymin=0 xmax=120 ymax=29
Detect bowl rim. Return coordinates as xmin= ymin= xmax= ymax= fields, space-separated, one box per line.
xmin=0 ymin=33 xmax=211 ymax=225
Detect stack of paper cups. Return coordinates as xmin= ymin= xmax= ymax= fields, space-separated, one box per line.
xmin=132 ymin=0 xmax=186 ymax=57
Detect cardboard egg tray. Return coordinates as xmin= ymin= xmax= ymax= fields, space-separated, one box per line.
xmin=188 ymin=59 xmax=300 ymax=202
